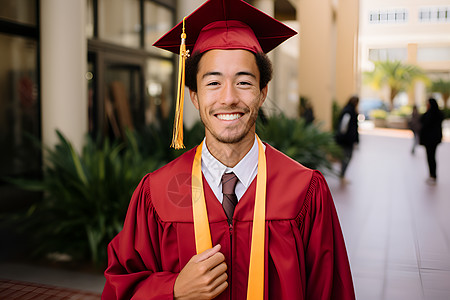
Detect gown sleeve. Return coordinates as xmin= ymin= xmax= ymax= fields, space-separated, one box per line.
xmin=301 ymin=171 xmax=355 ymax=300
xmin=102 ymin=174 xmax=178 ymax=300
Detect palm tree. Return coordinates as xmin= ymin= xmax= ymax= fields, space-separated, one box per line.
xmin=430 ymin=78 xmax=450 ymax=108
xmin=363 ymin=60 xmax=428 ymax=110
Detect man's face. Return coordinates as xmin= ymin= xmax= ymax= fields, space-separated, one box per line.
xmin=189 ymin=49 xmax=267 ymax=144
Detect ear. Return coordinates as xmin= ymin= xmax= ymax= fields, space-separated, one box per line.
xmin=189 ymin=89 xmax=199 ymax=110
xmin=259 ymin=85 xmax=268 ymax=107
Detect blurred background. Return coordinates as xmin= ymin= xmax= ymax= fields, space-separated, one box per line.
xmin=0 ymin=0 xmax=449 ymax=299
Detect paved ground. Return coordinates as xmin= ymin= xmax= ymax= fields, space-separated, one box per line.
xmin=0 ymin=263 xmax=104 ymax=298
xmin=326 ymin=127 xmax=450 ymax=300
xmin=0 ymin=279 xmax=100 ymax=299
xmin=0 ymin=125 xmax=449 ymax=299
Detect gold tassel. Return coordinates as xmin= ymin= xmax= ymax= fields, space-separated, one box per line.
xmin=171 ymin=17 xmax=190 ymax=149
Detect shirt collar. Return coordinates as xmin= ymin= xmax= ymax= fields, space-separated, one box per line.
xmin=201 ymin=136 xmax=260 ymax=189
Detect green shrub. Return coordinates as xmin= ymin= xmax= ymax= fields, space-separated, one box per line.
xmin=257 ymin=114 xmax=342 ymax=173
xmin=443 ymin=108 xmax=450 ymax=120
xmin=6 ymin=130 xmax=157 ymax=266
xmin=332 ymin=100 xmax=342 ymax=131
xmin=391 ymin=106 xmax=412 ymax=117
xmin=136 ymin=119 xmax=205 ymax=163
xmin=370 ymin=109 xmax=388 ymax=120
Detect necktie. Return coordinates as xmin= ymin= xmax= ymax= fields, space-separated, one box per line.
xmin=221 ymin=172 xmax=239 ymax=225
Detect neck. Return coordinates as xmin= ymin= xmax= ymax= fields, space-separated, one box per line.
xmin=205 ymin=132 xmax=255 ymax=168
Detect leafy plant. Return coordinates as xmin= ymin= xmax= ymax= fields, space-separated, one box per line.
xmin=256 ymin=114 xmax=342 ymax=174
xmin=136 ymin=118 xmax=205 ymax=163
xmin=391 ymin=106 xmax=412 ymax=118
xmin=6 ymin=130 xmax=157 ymax=266
xmin=443 ymin=108 xmax=450 ymax=120
xmin=370 ymin=109 xmax=388 ymax=120
xmin=332 ymin=100 xmax=342 ymax=131
xmin=363 ymin=60 xmax=429 ymax=110
xmin=429 ymin=78 xmax=450 ymax=108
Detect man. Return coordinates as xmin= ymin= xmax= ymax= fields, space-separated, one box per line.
xmin=102 ymin=0 xmax=355 ymax=299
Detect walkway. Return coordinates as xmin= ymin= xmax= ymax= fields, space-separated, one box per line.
xmin=0 ymin=263 xmax=104 ymax=299
xmin=0 ymin=126 xmax=449 ymax=299
xmin=327 ymin=128 xmax=450 ymax=300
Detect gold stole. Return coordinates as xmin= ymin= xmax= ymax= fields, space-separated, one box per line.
xmin=191 ymin=135 xmax=266 ymax=299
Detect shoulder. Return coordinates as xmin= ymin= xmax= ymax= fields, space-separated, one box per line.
xmin=264 ymin=143 xmax=318 ymax=219
xmin=265 ymin=143 xmax=314 ymax=183
xmin=148 ymin=147 xmax=198 ymax=196
xmin=144 ymin=147 xmax=198 ymax=222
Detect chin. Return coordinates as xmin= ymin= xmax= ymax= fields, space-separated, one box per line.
xmin=215 ymin=134 xmax=246 ymax=144
xmin=211 ymin=126 xmax=253 ymax=144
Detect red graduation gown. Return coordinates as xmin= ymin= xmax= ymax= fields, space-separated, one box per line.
xmin=102 ymin=144 xmax=355 ymax=299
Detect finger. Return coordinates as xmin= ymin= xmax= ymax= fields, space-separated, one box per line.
xmin=209 ymin=261 xmax=227 ymax=279
xmin=209 ymin=266 xmax=228 ymax=288
xmin=202 ymin=251 xmax=225 ymax=270
xmin=193 ymin=244 xmax=221 ymax=263
xmin=208 ymin=280 xmax=229 ymax=299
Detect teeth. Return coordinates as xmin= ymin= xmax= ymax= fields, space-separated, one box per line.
xmin=217 ymin=113 xmax=241 ymax=120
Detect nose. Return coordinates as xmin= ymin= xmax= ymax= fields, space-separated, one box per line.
xmin=219 ymin=81 xmax=239 ymax=106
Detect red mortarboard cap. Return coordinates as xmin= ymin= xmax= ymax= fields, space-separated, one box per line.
xmin=153 ymin=0 xmax=297 ymax=54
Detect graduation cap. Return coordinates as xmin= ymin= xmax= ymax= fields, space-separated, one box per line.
xmin=153 ymin=0 xmax=297 ymax=149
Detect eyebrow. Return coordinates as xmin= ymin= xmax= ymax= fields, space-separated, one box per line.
xmin=202 ymin=71 xmax=222 ymax=79
xmin=201 ymin=71 xmax=257 ymax=80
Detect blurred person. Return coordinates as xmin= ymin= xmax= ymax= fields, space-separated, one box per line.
xmin=408 ymin=105 xmax=421 ymax=155
xmin=102 ymin=0 xmax=355 ymax=299
xmin=335 ymin=96 xmax=359 ymax=185
xmin=419 ymin=98 xmax=444 ymax=185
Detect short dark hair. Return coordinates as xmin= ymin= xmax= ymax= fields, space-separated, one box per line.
xmin=185 ymin=51 xmax=273 ymax=92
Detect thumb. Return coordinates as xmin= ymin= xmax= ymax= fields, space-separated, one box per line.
xmin=193 ymin=244 xmax=221 ymax=263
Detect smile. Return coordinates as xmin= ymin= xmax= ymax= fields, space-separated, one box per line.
xmin=216 ymin=113 xmax=243 ymax=121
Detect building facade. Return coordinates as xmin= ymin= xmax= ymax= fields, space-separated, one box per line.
xmin=359 ymin=0 xmax=450 ymax=106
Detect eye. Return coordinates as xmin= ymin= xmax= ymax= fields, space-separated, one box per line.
xmin=237 ymin=81 xmax=252 ymax=86
xmin=206 ymin=81 xmax=220 ymax=86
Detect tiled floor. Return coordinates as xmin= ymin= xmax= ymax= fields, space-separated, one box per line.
xmin=326 ymin=128 xmax=450 ymax=300
xmin=0 ymin=126 xmax=449 ymax=299
xmin=0 ymin=263 xmax=104 ymax=298
xmin=0 ymin=279 xmax=100 ymax=299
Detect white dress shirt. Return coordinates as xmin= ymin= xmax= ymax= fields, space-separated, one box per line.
xmin=201 ymin=136 xmax=265 ymax=204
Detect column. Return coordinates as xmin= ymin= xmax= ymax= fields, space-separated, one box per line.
xmin=335 ymin=0 xmax=359 ymax=107
xmin=298 ymin=0 xmax=334 ymax=130
xmin=41 ymin=0 xmax=87 ymax=152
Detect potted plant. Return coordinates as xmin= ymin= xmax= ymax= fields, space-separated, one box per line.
xmin=370 ymin=109 xmax=388 ymax=127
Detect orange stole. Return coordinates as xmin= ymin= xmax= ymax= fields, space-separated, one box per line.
xmin=191 ymin=136 xmax=267 ymax=299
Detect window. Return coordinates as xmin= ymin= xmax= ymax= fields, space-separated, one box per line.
xmin=98 ymin=0 xmax=141 ymax=48
xmin=86 ymin=0 xmax=95 ymax=38
xmin=145 ymin=58 xmax=174 ymax=125
xmin=144 ymin=1 xmax=174 ymax=57
xmin=0 ymin=34 xmax=40 ymax=178
xmin=418 ymin=47 xmax=450 ymax=62
xmin=369 ymin=9 xmax=408 ymax=24
xmin=87 ymin=0 xmax=176 ymax=138
xmin=368 ymin=48 xmax=407 ymax=62
xmin=0 ymin=0 xmax=37 ymax=25
xmin=0 ymin=0 xmax=40 ymax=207
xmin=419 ymin=7 xmax=450 ymax=22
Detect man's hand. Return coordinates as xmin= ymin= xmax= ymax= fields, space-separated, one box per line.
xmin=174 ymin=244 xmax=228 ymax=300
